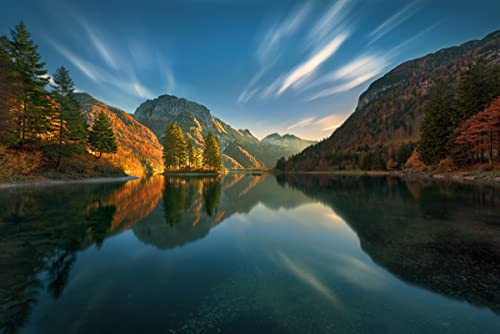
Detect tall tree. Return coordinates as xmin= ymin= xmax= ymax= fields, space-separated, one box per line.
xmin=0 ymin=39 xmax=19 ymax=146
xmin=203 ymin=132 xmax=222 ymax=170
xmin=162 ymin=123 xmax=187 ymax=170
xmin=455 ymin=96 xmax=500 ymax=165
xmin=454 ymin=60 xmax=500 ymax=126
xmin=2 ymin=22 xmax=50 ymax=148
xmin=418 ymin=81 xmax=456 ymax=165
xmin=186 ymin=139 xmax=195 ymax=168
xmin=51 ymin=66 xmax=86 ymax=168
xmin=88 ymin=111 xmax=117 ymax=159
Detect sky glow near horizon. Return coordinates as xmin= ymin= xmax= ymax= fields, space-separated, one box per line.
xmin=1 ymin=0 xmax=499 ymax=140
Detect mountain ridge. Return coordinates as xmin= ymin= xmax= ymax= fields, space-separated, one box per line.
xmin=134 ymin=94 xmax=316 ymax=168
xmin=283 ymin=28 xmax=500 ymax=170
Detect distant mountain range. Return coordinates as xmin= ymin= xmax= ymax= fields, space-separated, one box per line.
xmin=285 ymin=28 xmax=500 ymax=169
xmin=134 ymin=95 xmax=316 ymax=168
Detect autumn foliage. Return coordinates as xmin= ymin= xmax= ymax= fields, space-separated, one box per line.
xmin=455 ymin=96 xmax=500 ymax=165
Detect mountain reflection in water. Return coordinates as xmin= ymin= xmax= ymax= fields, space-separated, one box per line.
xmin=0 ymin=173 xmax=499 ymax=333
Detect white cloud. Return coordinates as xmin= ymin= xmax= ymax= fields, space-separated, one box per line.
xmin=314 ymin=114 xmax=348 ymax=131
xmin=278 ymin=33 xmax=348 ymax=95
xmin=49 ymin=40 xmax=99 ymax=82
xmin=82 ymin=24 xmax=118 ymax=69
xmin=238 ymin=3 xmax=311 ymax=103
xmin=309 ymin=69 xmax=381 ymax=100
xmin=257 ymin=3 xmax=311 ymax=66
xmin=369 ymin=1 xmax=421 ymax=44
xmin=286 ymin=117 xmax=316 ymax=130
xmin=308 ymin=0 xmax=351 ymax=46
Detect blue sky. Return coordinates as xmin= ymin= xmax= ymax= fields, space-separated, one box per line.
xmin=1 ymin=0 xmax=499 ymax=140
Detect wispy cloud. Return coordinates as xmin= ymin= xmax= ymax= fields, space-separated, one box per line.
xmin=308 ymin=0 xmax=352 ymax=47
xmin=278 ymin=33 xmax=348 ymax=95
xmin=49 ymin=40 xmax=100 ymax=82
xmin=306 ymin=53 xmax=388 ymax=100
xmin=286 ymin=117 xmax=316 ymax=130
xmin=81 ymin=22 xmax=118 ymax=69
xmin=257 ymin=3 xmax=311 ymax=66
xmin=238 ymin=3 xmax=311 ymax=104
xmin=314 ymin=114 xmax=349 ymax=131
xmin=369 ymin=1 xmax=421 ymax=44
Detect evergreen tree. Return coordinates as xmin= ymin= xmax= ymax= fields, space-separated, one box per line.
xmin=418 ymin=81 xmax=456 ymax=165
xmin=2 ymin=22 xmax=50 ymax=148
xmin=0 ymin=39 xmax=19 ymax=146
xmin=396 ymin=141 xmax=416 ymax=166
xmin=163 ymin=123 xmax=187 ymax=170
xmin=186 ymin=139 xmax=195 ymax=168
xmin=88 ymin=111 xmax=117 ymax=158
xmin=51 ymin=66 xmax=87 ymax=168
xmin=454 ymin=60 xmax=500 ymax=126
xmin=203 ymin=132 xmax=222 ymax=170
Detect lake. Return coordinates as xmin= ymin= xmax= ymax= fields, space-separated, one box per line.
xmin=1 ymin=174 xmax=500 ymax=333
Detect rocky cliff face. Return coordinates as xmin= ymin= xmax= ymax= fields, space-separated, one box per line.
xmin=75 ymin=93 xmax=164 ymax=176
xmin=134 ymin=95 xmax=315 ymax=168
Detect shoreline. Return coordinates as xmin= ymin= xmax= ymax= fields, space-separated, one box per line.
xmin=0 ymin=175 xmax=139 ymax=189
xmin=276 ymin=170 xmax=500 ymax=185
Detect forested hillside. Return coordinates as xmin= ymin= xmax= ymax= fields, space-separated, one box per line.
xmin=280 ymin=29 xmax=500 ymax=172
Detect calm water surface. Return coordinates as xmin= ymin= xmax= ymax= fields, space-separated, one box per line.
xmin=1 ymin=174 xmax=500 ymax=333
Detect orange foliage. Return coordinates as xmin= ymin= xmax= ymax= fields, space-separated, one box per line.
xmin=455 ymin=96 xmax=500 ymax=164
xmin=80 ymin=96 xmax=164 ymax=177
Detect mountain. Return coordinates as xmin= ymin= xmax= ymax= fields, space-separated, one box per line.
xmin=262 ymin=133 xmax=317 ymax=152
xmin=284 ymin=29 xmax=500 ymax=170
xmin=75 ymin=93 xmax=164 ymax=176
xmin=134 ymin=95 xmax=316 ymax=168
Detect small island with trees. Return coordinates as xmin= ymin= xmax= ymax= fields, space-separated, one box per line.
xmin=162 ymin=123 xmax=223 ymax=174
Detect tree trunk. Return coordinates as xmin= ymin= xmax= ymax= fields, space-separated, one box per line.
xmin=20 ymin=90 xmax=27 ymax=150
xmin=57 ymin=104 xmax=64 ymax=171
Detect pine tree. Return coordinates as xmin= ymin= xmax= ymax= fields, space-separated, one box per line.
xmin=0 ymin=39 xmax=19 ymax=146
xmin=51 ymin=66 xmax=87 ymax=168
xmin=88 ymin=111 xmax=117 ymax=158
xmin=203 ymin=132 xmax=222 ymax=170
xmin=454 ymin=60 xmax=500 ymax=126
xmin=186 ymin=139 xmax=195 ymax=168
xmin=418 ymin=81 xmax=456 ymax=165
xmin=2 ymin=22 xmax=50 ymax=148
xmin=163 ymin=123 xmax=187 ymax=170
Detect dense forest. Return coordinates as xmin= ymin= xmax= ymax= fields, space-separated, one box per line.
xmin=0 ymin=23 xmax=120 ymax=181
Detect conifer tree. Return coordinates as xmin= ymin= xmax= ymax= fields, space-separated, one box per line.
xmin=203 ymin=132 xmax=222 ymax=170
xmin=454 ymin=60 xmax=500 ymax=126
xmin=418 ymin=81 xmax=456 ymax=165
xmin=51 ymin=66 xmax=86 ymax=168
xmin=0 ymin=39 xmax=19 ymax=146
xmin=88 ymin=111 xmax=117 ymax=159
xmin=163 ymin=123 xmax=187 ymax=170
xmin=186 ymin=139 xmax=195 ymax=168
xmin=2 ymin=22 xmax=50 ymax=148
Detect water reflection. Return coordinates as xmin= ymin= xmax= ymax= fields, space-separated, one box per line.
xmin=0 ymin=177 xmax=164 ymax=333
xmin=0 ymin=173 xmax=499 ymax=333
xmin=280 ymin=174 xmax=500 ymax=314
